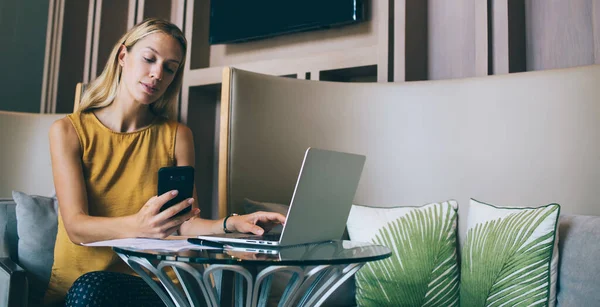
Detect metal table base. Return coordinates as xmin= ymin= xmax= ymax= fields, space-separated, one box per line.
xmin=118 ymin=253 xmax=363 ymax=307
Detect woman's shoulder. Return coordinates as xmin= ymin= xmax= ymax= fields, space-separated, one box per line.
xmin=49 ymin=115 xmax=75 ymax=134
xmin=49 ymin=116 xmax=79 ymax=149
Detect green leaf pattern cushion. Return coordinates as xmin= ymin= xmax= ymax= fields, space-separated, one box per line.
xmin=460 ymin=199 xmax=560 ymax=307
xmin=346 ymin=200 xmax=459 ymax=306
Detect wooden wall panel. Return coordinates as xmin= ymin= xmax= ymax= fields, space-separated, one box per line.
xmin=94 ymin=0 xmax=129 ymax=78
xmin=55 ymin=0 xmax=89 ymax=113
xmin=525 ymin=0 xmax=595 ymax=71
xmin=143 ymin=0 xmax=172 ymax=22
xmin=403 ymin=0 xmax=428 ymax=81
xmin=427 ymin=0 xmax=488 ymax=80
xmin=593 ymin=0 xmax=600 ymax=64
xmin=189 ymin=0 xmax=210 ymax=70
xmin=507 ymin=0 xmax=526 ymax=73
xmin=491 ymin=0 xmax=509 ymax=75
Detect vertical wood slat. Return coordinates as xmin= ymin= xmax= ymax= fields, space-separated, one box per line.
xmin=491 ymin=0 xmax=509 ymax=74
xmin=47 ymin=0 xmax=60 ymax=113
xmin=40 ymin=0 xmax=56 ymax=113
xmin=136 ymin=0 xmax=145 ymax=24
xmin=171 ymin=0 xmax=186 ymax=30
xmin=49 ymin=0 xmax=66 ymax=113
xmin=594 ymin=1 xmax=600 ymax=64
xmin=474 ymin=0 xmax=488 ymax=76
xmin=376 ymin=0 xmax=389 ymax=82
xmin=404 ymin=0 xmax=428 ymax=81
xmin=90 ymin=0 xmax=102 ymax=79
xmin=127 ymin=0 xmax=137 ymax=29
xmin=393 ymin=0 xmax=406 ymax=82
xmin=172 ymin=0 xmax=186 ymax=122
xmin=83 ymin=0 xmax=95 ymax=84
xmin=180 ymin=0 xmax=195 ymax=122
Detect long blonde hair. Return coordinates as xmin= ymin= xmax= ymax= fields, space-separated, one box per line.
xmin=78 ymin=18 xmax=187 ymax=118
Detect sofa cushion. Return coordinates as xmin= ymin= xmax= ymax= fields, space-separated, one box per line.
xmin=12 ymin=191 xmax=58 ymax=305
xmin=460 ymin=199 xmax=560 ymax=307
xmin=556 ymin=214 xmax=600 ymax=306
xmin=346 ymin=200 xmax=460 ymax=306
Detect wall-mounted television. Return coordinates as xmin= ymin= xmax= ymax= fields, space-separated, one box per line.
xmin=208 ymin=0 xmax=365 ymax=45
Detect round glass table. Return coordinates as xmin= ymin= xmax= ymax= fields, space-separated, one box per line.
xmin=113 ymin=240 xmax=391 ymax=307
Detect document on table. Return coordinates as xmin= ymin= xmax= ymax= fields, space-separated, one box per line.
xmin=81 ymin=237 xmax=221 ymax=252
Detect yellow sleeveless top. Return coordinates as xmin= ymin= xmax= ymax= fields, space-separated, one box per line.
xmin=44 ymin=111 xmax=179 ymax=305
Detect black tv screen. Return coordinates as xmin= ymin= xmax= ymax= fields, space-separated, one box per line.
xmin=209 ymin=0 xmax=365 ymax=44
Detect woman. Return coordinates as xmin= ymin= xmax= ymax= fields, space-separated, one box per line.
xmin=46 ymin=18 xmax=285 ymax=306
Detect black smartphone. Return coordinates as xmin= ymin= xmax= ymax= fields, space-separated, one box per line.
xmin=157 ymin=166 xmax=195 ymax=216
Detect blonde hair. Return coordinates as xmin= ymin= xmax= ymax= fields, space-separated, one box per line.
xmin=78 ymin=18 xmax=187 ymax=118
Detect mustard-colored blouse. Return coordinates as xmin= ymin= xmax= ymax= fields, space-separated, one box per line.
xmin=44 ymin=111 xmax=178 ymax=305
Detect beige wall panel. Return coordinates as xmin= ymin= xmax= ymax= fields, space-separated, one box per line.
xmin=525 ymin=0 xmax=594 ymax=71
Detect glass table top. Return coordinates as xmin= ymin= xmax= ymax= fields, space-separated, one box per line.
xmin=114 ymin=240 xmax=391 ymax=266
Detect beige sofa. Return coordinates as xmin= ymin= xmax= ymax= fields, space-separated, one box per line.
xmin=3 ymin=64 xmax=600 ymax=306
xmin=0 ymin=111 xmax=65 ymax=306
xmin=218 ymin=65 xmax=600 ymax=306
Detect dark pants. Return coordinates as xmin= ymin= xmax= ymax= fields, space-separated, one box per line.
xmin=65 ymin=271 xmax=165 ymax=307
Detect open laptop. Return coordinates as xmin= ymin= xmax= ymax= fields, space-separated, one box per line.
xmin=197 ymin=147 xmax=366 ymax=248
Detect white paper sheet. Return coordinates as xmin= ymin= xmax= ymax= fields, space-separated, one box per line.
xmin=81 ymin=238 xmax=220 ymax=251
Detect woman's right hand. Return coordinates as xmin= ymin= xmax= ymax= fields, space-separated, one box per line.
xmin=133 ymin=190 xmax=200 ymax=238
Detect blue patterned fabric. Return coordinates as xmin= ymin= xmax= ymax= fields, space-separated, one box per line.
xmin=65 ymin=271 xmax=165 ymax=307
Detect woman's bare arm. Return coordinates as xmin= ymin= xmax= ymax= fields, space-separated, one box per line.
xmin=49 ymin=118 xmax=194 ymax=243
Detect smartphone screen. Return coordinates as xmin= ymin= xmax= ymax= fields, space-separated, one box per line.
xmin=157 ymin=166 xmax=195 ymax=216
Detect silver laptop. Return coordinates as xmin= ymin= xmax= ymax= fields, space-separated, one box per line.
xmin=197 ymin=147 xmax=366 ymax=248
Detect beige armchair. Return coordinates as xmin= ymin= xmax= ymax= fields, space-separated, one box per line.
xmin=0 ymin=83 xmax=83 ymax=306
xmin=0 ymin=111 xmax=66 ymax=306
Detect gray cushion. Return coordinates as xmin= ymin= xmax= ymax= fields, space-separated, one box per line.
xmin=556 ymin=214 xmax=600 ymax=306
xmin=12 ymin=191 xmax=58 ymax=305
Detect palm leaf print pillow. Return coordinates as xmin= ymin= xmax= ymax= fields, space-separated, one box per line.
xmin=346 ymin=200 xmax=460 ymax=306
xmin=460 ymin=199 xmax=560 ymax=307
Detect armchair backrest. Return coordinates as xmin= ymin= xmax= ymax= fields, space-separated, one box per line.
xmin=0 ymin=112 xmax=66 ymax=199
xmin=219 ymin=65 xmax=600 ymax=229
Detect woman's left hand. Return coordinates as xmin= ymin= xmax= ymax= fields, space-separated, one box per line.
xmin=227 ymin=211 xmax=286 ymax=235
